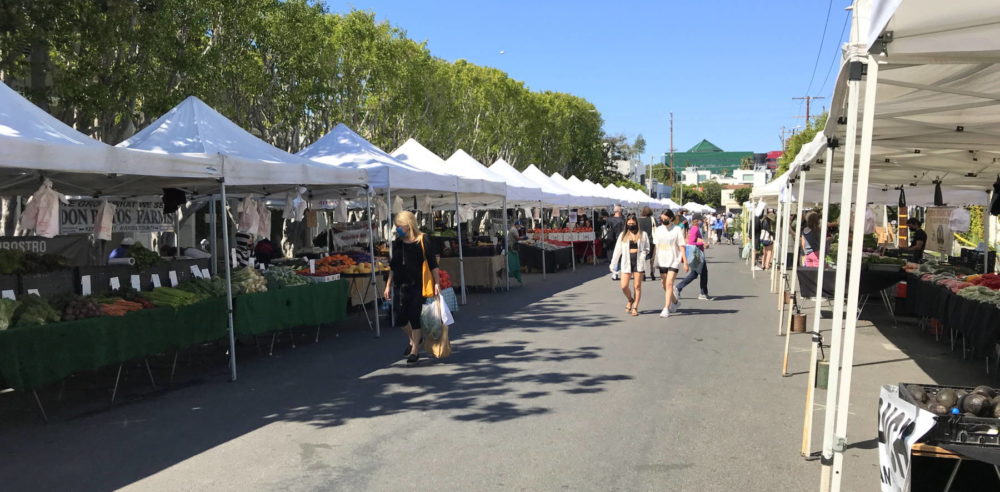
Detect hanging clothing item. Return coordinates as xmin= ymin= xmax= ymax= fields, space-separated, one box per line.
xmin=94 ymin=200 xmax=116 ymax=241
xmin=19 ymin=179 xmax=68 ymax=238
xmin=864 ymin=207 xmax=876 ymax=235
xmin=934 ymin=181 xmax=945 ymax=206
xmin=423 ymin=195 xmax=433 ymax=216
xmin=374 ymin=197 xmax=388 ymax=221
xmin=335 ymin=199 xmax=349 ymax=222
xmin=393 ymin=196 xmax=404 ymax=214
xmin=162 ymin=188 xmax=186 ymax=214
xmin=282 ymin=187 xmax=308 ymax=222
xmin=237 ymin=196 xmax=260 ymax=235
xmin=256 ymin=201 xmax=271 ymax=239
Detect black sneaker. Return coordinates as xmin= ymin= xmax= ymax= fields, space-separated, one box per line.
xmin=406 ymin=353 xmax=420 ymax=365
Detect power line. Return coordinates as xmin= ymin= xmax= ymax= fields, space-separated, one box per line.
xmin=804 ymin=0 xmax=835 ymax=96
xmin=816 ymin=10 xmax=851 ymax=96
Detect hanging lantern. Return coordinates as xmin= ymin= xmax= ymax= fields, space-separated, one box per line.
xmin=898 ymin=187 xmax=908 ymax=248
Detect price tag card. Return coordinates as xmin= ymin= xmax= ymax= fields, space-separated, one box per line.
xmin=110 ymin=277 xmax=121 ymax=291
xmin=168 ymin=271 xmax=179 ymax=287
xmin=151 ymin=274 xmax=162 ymax=288
xmin=82 ymin=275 xmax=92 ymax=295
xmin=201 ymin=268 xmax=211 ymax=278
xmin=231 ymin=249 xmax=238 ymax=267
xmin=191 ymin=265 xmax=202 ymax=278
xmin=1 ymin=290 xmax=15 ymax=300
xmin=130 ymin=274 xmax=141 ymax=290
xmin=248 ymin=257 xmax=255 ymax=268
xmin=257 ymin=263 xmax=266 ymax=271
xmin=309 ymin=259 xmax=316 ymax=274
xmin=27 ymin=289 xmax=39 ymax=296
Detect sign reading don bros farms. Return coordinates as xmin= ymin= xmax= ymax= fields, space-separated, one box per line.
xmin=60 ymin=200 xmax=175 ymax=235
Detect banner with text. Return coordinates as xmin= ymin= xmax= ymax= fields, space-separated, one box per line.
xmin=878 ymin=385 xmax=936 ymax=492
xmin=60 ymin=200 xmax=175 ymax=235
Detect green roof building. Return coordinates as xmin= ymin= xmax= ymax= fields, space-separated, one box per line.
xmin=663 ymin=139 xmax=753 ymax=176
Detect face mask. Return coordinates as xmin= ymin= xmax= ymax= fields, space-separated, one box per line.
xmin=395 ymin=226 xmax=407 ymax=237
xmin=627 ymin=225 xmax=638 ymax=233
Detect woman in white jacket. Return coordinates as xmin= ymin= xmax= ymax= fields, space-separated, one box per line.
xmin=610 ymin=214 xmax=650 ymax=316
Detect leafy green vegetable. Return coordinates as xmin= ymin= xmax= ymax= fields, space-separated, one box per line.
xmin=13 ymin=295 xmax=61 ymax=327
xmin=0 ymin=298 xmax=21 ymax=330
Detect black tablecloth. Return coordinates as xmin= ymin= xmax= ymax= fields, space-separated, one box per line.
xmin=797 ymin=268 xmax=906 ymax=299
xmin=904 ymin=273 xmax=1000 ymax=354
xmin=517 ymin=243 xmax=572 ymax=273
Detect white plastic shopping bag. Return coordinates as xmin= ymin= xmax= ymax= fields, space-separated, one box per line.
xmin=438 ymin=293 xmax=454 ymax=326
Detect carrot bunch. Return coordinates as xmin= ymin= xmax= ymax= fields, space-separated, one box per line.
xmin=101 ymin=299 xmax=145 ymax=317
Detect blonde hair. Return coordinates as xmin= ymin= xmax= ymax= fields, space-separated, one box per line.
xmin=394 ymin=211 xmax=422 ymax=241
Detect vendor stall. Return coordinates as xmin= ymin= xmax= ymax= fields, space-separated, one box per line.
xmin=439 ymin=256 xmax=505 ymax=291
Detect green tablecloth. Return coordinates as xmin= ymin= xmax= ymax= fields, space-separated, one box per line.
xmin=233 ymin=279 xmax=348 ymax=336
xmin=0 ymin=297 xmax=228 ymax=391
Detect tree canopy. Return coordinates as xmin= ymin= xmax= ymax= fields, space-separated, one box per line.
xmin=775 ymin=113 xmax=828 ymax=177
xmin=0 ymin=1 xmax=615 ymax=184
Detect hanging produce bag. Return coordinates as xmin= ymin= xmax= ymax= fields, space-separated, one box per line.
xmin=422 ymin=296 xmax=452 ymax=359
xmin=440 ymin=287 xmax=459 ymax=313
xmin=420 ymin=297 xmax=444 ymax=340
xmin=94 ymin=200 xmax=116 ymax=241
xmin=685 ymin=245 xmax=704 ymax=271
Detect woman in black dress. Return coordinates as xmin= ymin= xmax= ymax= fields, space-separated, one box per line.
xmin=384 ymin=211 xmax=442 ymax=365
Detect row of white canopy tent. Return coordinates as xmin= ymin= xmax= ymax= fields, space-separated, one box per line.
xmin=2 ymin=77 xmax=685 ymax=384
xmin=744 ymin=1 xmax=1000 ymax=490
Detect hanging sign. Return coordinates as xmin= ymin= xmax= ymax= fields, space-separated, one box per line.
xmin=151 ymin=274 xmax=162 ymax=288
xmin=130 ymin=275 xmax=141 ymax=290
xmin=0 ymin=235 xmax=96 ymax=266
xmin=1 ymin=290 xmax=15 ymax=300
xmin=168 ymin=271 xmax=178 ymax=287
xmin=877 ymin=385 xmax=936 ymax=492
xmin=924 ymin=207 xmax=956 ymax=255
xmin=568 ymin=211 xmax=578 ymax=224
xmin=59 ymin=199 xmax=175 ymax=235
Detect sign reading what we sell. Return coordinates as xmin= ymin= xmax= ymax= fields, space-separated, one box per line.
xmin=59 ymin=199 xmax=175 ymax=235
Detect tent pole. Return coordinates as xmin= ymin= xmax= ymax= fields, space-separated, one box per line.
xmin=366 ymin=188 xmax=380 ymax=338
xmin=819 ymin=54 xmax=863 ymax=492
xmin=218 ymin=174 xmax=238 ymax=382
xmin=802 ymin=144 xmax=836 ymax=457
xmin=541 ymin=207 xmax=547 ymax=279
xmin=830 ymin=55 xmax=879 ymax=492
xmin=775 ymin=200 xmax=789 ymax=334
xmin=781 ymin=168 xmax=808 ymax=375
xmin=209 ymin=197 xmax=218 ymax=275
xmin=570 ymin=206 xmax=576 ymax=272
xmin=454 ymin=192 xmax=467 ymax=305
xmin=503 ymin=197 xmax=510 ymax=291
xmin=751 ymin=201 xmax=757 ymax=279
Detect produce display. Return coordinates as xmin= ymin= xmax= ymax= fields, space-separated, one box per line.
xmin=967 ymin=273 xmax=1000 ymax=290
xmin=916 ymin=259 xmax=977 ymax=276
xmin=177 ymin=277 xmax=228 ymax=298
xmin=128 ymin=243 xmax=163 ymax=270
xmin=296 ymin=252 xmax=386 ymax=276
xmin=146 ymin=287 xmax=203 ymax=308
xmin=14 ymin=295 xmax=62 ymax=326
xmin=0 ymin=298 xmax=19 ymax=330
xmin=957 ymin=286 xmax=1000 ymax=307
xmin=100 ymin=299 xmax=146 ymax=316
xmin=56 ymin=295 xmax=104 ymax=321
xmin=231 ymin=267 xmax=267 ymax=295
xmin=265 ymin=266 xmax=309 ymax=289
xmin=0 ymin=250 xmax=71 ymax=275
xmin=903 ymin=384 xmax=1000 ymax=418
xmin=864 ymin=255 xmax=906 ymax=266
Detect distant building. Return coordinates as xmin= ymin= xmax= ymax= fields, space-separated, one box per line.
xmin=765 ymin=151 xmax=783 ymax=170
xmin=668 ymin=139 xmax=753 ymax=177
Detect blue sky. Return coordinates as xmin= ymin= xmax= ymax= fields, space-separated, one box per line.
xmin=328 ymin=0 xmax=851 ymax=164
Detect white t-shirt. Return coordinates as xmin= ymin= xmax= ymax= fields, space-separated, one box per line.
xmin=653 ymin=224 xmax=685 ymax=269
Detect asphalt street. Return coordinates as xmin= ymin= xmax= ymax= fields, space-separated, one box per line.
xmin=0 ymin=245 xmax=991 ymax=491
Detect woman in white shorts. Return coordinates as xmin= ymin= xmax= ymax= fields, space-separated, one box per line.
xmin=653 ymin=209 xmax=689 ymax=318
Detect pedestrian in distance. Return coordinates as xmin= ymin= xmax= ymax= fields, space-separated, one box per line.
xmin=653 ymin=209 xmax=689 ymax=318
xmin=757 ymin=210 xmax=776 ymax=271
xmin=712 ymin=213 xmax=725 ymax=244
xmin=603 ymin=205 xmax=625 ymax=274
xmin=610 ymin=213 xmax=650 ymax=316
xmin=384 ymin=211 xmax=442 ymax=365
xmin=801 ymin=212 xmax=822 ymax=267
xmin=676 ymin=213 xmax=712 ymax=300
xmin=637 ymin=206 xmax=656 ymax=281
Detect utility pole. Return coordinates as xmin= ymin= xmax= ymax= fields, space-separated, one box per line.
xmin=792 ymin=96 xmax=825 ymax=124
xmin=670 ymin=112 xmax=680 ymax=203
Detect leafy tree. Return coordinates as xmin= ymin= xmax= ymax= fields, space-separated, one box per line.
xmin=733 ymin=187 xmax=752 ymax=205
xmin=776 ymin=112 xmax=828 ymax=176
xmin=701 ymin=181 xmax=722 ymax=207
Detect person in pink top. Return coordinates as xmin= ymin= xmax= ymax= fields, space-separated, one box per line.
xmin=675 ymin=213 xmax=712 ymax=300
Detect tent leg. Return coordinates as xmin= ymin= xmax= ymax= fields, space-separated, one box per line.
xmin=366 ymin=189 xmax=380 ymax=338
xmin=503 ymin=198 xmax=510 ymax=292
xmin=829 ymin=55 xmax=879 ymax=492
xmin=570 ymin=207 xmax=576 ymax=272
xmin=541 ymin=207 xmax=547 ymax=279
xmin=819 ymin=54 xmax=864 ymax=492
xmin=455 ymin=193 xmax=467 ymax=305
xmin=219 ymin=178 xmax=238 ymax=382
xmin=801 ymin=145 xmax=836 ymax=457
xmin=782 ymin=169 xmax=808 ymax=375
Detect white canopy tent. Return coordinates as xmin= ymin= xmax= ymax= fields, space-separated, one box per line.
xmin=442 ymin=150 xmax=507 ymax=201
xmin=550 ymin=172 xmax=600 ymax=207
xmin=0 ymin=83 xmax=221 ymax=196
xmin=811 ymin=2 xmax=1000 ymax=490
xmin=488 ymin=159 xmax=563 ymax=207
xmin=120 ymin=96 xmax=366 ymax=190
xmin=298 ymin=124 xmax=455 ymax=194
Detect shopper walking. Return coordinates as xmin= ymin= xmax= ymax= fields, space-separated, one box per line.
xmin=610 ymin=214 xmax=650 ymax=316
xmin=712 ymin=213 xmax=725 ymax=244
xmin=603 ymin=205 xmax=625 ymax=269
xmin=676 ymin=213 xmax=712 ymax=300
xmin=653 ymin=209 xmax=689 ymax=318
xmin=384 ymin=211 xmax=442 ymax=365
xmin=637 ymin=206 xmax=656 ymax=281
xmin=757 ymin=210 xmax=776 ymax=271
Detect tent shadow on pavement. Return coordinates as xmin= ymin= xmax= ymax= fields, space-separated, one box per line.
xmin=0 ymin=267 xmax=635 ymax=492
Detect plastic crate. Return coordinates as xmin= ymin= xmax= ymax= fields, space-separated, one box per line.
xmin=899 ymin=383 xmax=1000 ymax=448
